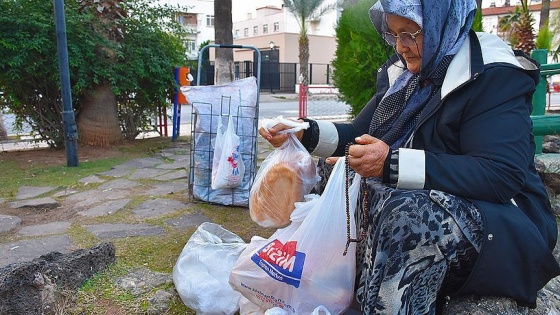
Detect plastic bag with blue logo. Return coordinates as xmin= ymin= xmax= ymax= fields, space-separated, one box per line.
xmin=229 ymin=158 xmax=360 ymax=314
xmin=211 ymin=114 xmax=245 ymax=189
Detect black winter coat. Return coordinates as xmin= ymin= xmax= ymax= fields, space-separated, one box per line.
xmin=329 ymin=31 xmax=560 ymax=307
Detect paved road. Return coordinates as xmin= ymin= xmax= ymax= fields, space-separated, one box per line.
xmin=170 ymin=94 xmax=350 ymax=128
xmin=2 ymin=92 xmax=559 ymax=151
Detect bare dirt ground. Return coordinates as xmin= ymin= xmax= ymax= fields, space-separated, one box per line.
xmin=0 ymin=143 xmax=133 ymax=169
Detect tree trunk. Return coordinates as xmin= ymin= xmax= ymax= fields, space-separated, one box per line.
xmin=214 ymin=0 xmax=234 ymax=85
xmin=540 ymin=0 xmax=550 ymax=30
xmin=77 ymin=83 xmax=122 ymax=146
xmin=299 ymin=35 xmax=310 ymax=86
xmin=0 ymin=112 xmax=7 ymax=140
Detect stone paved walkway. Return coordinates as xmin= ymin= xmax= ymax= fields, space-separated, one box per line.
xmin=0 ymin=140 xmax=272 ymax=269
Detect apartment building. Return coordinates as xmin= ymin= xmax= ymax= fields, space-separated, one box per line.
xmin=481 ymin=0 xmax=558 ymax=36
xmin=230 ymin=0 xmax=340 ymax=65
xmin=482 ymin=0 xmax=542 ymax=8
xmin=158 ymin=0 xmax=215 ymax=60
xmin=164 ymin=0 xmax=340 ymax=65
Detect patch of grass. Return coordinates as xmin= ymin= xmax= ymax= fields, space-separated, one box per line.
xmin=111 ymin=229 xmax=193 ymax=273
xmin=69 ymin=262 xmax=143 ymax=314
xmin=67 ymin=225 xmax=99 ymax=249
xmin=198 ymin=203 xmax=276 ymax=242
xmin=0 ymin=160 xmax=121 ymax=198
xmin=0 ymin=137 xmax=176 ymax=199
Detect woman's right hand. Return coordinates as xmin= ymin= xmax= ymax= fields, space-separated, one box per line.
xmin=258 ymin=122 xmax=304 ymax=148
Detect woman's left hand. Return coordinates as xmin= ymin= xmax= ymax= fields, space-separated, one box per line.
xmin=326 ymin=134 xmax=389 ymax=178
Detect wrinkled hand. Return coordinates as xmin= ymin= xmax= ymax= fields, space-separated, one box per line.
xmin=326 ymin=134 xmax=389 ymax=178
xmin=258 ymin=122 xmax=303 ymax=148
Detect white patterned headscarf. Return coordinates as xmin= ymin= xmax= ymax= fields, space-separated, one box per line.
xmin=366 ymin=0 xmax=477 ymax=148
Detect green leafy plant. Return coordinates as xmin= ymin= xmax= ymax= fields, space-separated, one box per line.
xmin=472 ymin=7 xmax=484 ymax=32
xmin=332 ymin=0 xmax=392 ymax=116
xmin=535 ymin=26 xmax=553 ymax=50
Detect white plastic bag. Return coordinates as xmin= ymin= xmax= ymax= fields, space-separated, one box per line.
xmin=173 ymin=222 xmax=247 ymax=315
xmin=211 ymin=114 xmax=245 ymax=189
xmin=230 ymin=158 xmax=361 ymax=314
xmin=249 ymin=132 xmax=319 ymax=228
xmin=259 ymin=116 xmax=309 ymax=134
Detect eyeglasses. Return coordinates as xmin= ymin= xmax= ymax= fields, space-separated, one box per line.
xmin=383 ymin=29 xmax=422 ymax=47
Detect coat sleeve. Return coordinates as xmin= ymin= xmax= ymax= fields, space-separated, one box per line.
xmin=417 ymin=65 xmax=537 ymax=203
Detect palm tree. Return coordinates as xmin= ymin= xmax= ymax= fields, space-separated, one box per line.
xmin=499 ymin=0 xmax=535 ymax=55
xmin=512 ymin=0 xmax=536 ymax=55
xmin=214 ymin=0 xmax=234 ymax=84
xmin=283 ymin=0 xmax=338 ymax=86
xmin=76 ymin=0 xmax=126 ymax=146
xmin=540 ymin=0 xmax=550 ymax=30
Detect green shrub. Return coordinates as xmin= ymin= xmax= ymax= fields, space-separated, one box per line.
xmin=536 ymin=27 xmax=553 ymax=50
xmin=0 ymin=0 xmax=188 ymax=147
xmin=332 ymin=0 xmax=392 ymax=117
xmin=472 ymin=7 xmax=484 ymax=32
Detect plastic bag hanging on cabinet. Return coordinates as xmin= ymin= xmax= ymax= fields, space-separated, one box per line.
xmin=211 ymin=114 xmax=245 ymax=189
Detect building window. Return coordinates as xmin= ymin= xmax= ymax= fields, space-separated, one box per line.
xmin=234 ymin=29 xmax=240 ymax=38
xmin=206 ymin=15 xmax=214 ymax=27
xmin=273 ymin=22 xmax=280 ymax=32
xmin=253 ymin=26 xmax=258 ymax=36
xmin=186 ymin=40 xmax=196 ymax=51
xmin=244 ymin=28 xmax=249 ymax=37
xmin=263 ymin=24 xmax=269 ymax=34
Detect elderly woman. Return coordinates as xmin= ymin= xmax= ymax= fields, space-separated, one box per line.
xmin=260 ymin=0 xmax=559 ymax=313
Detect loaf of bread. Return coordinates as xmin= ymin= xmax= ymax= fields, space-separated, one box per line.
xmin=250 ymin=150 xmax=317 ymax=228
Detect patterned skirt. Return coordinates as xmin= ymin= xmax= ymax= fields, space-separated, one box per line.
xmin=313 ymin=160 xmax=484 ymax=315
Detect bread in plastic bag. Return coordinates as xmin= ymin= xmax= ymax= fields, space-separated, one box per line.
xmin=249 ymin=133 xmax=319 ymax=228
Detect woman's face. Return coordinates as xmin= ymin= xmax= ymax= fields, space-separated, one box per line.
xmin=386 ymin=14 xmax=423 ymax=74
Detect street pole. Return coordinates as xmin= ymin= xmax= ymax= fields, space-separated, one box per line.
xmin=53 ymin=0 xmax=79 ymax=167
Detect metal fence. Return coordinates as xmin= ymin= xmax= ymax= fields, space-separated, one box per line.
xmin=191 ymin=61 xmax=333 ymax=93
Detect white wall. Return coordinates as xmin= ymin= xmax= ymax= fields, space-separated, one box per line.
xmin=232 ymin=0 xmax=340 ymax=36
xmin=481 ymin=0 xmax=542 ymax=8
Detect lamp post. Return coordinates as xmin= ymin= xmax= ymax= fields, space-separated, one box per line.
xmin=54 ymin=0 xmax=79 ymax=167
